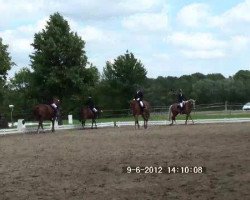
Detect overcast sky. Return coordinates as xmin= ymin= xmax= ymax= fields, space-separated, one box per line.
xmin=1 ymin=0 xmax=250 ymax=78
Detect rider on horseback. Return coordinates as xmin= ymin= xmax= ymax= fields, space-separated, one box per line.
xmin=134 ymin=89 xmax=144 ymax=111
xmin=86 ymin=96 xmax=98 ymax=117
xmin=177 ymin=89 xmax=186 ymax=113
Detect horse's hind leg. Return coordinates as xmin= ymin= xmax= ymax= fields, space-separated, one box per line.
xmin=82 ymin=120 xmax=86 ymax=129
xmin=41 ymin=122 xmax=45 ymax=133
xmin=170 ymin=114 xmax=176 ymax=126
xmin=135 ymin=116 xmax=139 ymax=129
xmin=37 ymin=123 xmax=40 ymax=134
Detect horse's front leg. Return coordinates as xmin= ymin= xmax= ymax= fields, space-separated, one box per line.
xmin=94 ymin=119 xmax=97 ymax=129
xmin=185 ymin=114 xmax=188 ymax=125
xmin=189 ymin=114 xmax=194 ymax=124
xmin=144 ymin=120 xmax=148 ymax=129
xmin=51 ymin=120 xmax=55 ymax=132
xmin=91 ymin=119 xmax=94 ymax=129
xmin=134 ymin=116 xmax=139 ymax=129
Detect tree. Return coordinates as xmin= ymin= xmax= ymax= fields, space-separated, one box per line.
xmin=4 ymin=68 xmax=35 ymax=119
xmin=0 ymin=38 xmax=14 ymax=81
xmin=30 ymin=12 xmax=98 ymax=103
xmin=206 ymin=73 xmax=225 ymax=81
xmin=102 ymin=51 xmax=147 ymax=109
xmin=233 ymin=70 xmax=250 ymax=82
xmin=0 ymin=38 xmax=15 ymax=107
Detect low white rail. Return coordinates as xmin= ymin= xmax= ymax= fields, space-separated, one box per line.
xmin=1 ymin=118 xmax=250 ymax=135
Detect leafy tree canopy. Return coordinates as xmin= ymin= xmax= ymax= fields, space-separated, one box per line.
xmin=0 ymin=38 xmax=14 ymax=82
xmin=30 ymin=12 xmax=97 ymax=102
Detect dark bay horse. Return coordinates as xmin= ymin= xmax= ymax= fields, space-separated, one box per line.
xmin=33 ymin=98 xmax=60 ymax=133
xmin=79 ymin=107 xmax=102 ymax=129
xmin=130 ymin=99 xmax=150 ymax=129
xmin=169 ymin=99 xmax=195 ymax=125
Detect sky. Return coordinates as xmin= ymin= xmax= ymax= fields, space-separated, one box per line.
xmin=1 ymin=0 xmax=250 ymax=78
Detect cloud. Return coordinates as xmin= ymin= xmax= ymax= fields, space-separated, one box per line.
xmin=167 ymin=32 xmax=227 ymax=50
xmin=122 ymin=11 xmax=168 ymax=33
xmin=213 ymin=0 xmax=250 ymax=28
xmin=180 ymin=49 xmax=225 ymax=59
xmin=229 ymin=35 xmax=250 ymax=52
xmin=177 ymin=3 xmax=210 ymax=27
xmin=166 ymin=32 xmax=227 ymax=59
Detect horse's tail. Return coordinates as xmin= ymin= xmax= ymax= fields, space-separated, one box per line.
xmin=130 ymin=100 xmax=135 ymax=115
xmin=168 ymin=105 xmax=172 ymax=121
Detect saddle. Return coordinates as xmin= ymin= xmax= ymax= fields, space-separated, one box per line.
xmin=50 ymin=105 xmax=58 ymax=119
xmin=178 ymin=101 xmax=187 ymax=114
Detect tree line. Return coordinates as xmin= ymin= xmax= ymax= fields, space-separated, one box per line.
xmin=1 ymin=13 xmax=250 ymax=120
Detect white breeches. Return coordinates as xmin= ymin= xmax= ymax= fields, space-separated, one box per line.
xmin=51 ymin=103 xmax=57 ymax=109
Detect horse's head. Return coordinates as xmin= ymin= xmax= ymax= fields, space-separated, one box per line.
xmin=188 ymin=99 xmax=196 ymax=110
xmin=96 ymin=106 xmax=103 ymax=117
xmin=52 ymin=98 xmax=60 ymax=106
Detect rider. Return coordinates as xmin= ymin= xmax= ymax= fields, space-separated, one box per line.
xmin=50 ymin=98 xmax=60 ymax=120
xmin=86 ymin=96 xmax=98 ymax=116
xmin=134 ymin=89 xmax=144 ymax=111
xmin=177 ymin=89 xmax=186 ymax=113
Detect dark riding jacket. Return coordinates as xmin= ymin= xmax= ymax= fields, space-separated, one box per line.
xmin=135 ymin=90 xmax=143 ymax=101
xmin=86 ymin=98 xmax=95 ymax=110
xmin=178 ymin=93 xmax=186 ymax=103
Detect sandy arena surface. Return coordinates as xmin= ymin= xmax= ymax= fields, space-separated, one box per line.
xmin=0 ymin=123 xmax=250 ymax=200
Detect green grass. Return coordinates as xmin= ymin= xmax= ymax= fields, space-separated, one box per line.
xmin=71 ymin=110 xmax=250 ymax=124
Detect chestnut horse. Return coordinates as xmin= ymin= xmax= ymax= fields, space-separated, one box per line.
xmin=33 ymin=98 xmax=60 ymax=133
xmin=130 ymin=99 xmax=150 ymax=129
xmin=79 ymin=107 xmax=102 ymax=129
xmin=169 ymin=99 xmax=195 ymax=125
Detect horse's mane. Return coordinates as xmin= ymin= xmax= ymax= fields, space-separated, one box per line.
xmin=188 ymin=99 xmax=196 ymax=103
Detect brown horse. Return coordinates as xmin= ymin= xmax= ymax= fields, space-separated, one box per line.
xmin=79 ymin=107 xmax=102 ymax=129
xmin=130 ymin=99 xmax=150 ymax=129
xmin=169 ymin=99 xmax=195 ymax=125
xmin=33 ymin=98 xmax=60 ymax=133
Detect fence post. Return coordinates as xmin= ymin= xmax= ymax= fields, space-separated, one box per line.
xmin=17 ymin=119 xmax=25 ymax=132
xmin=68 ymin=115 xmax=73 ymax=124
xmin=54 ymin=120 xmax=59 ymax=128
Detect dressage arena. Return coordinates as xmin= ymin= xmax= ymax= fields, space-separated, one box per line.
xmin=0 ymin=123 xmax=249 ymax=200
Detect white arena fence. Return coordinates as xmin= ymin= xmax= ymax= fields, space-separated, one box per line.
xmin=1 ymin=102 xmax=249 ymax=135
xmin=1 ymin=117 xmax=250 ymax=136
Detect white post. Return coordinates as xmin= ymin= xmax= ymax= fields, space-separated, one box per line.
xmin=17 ymin=119 xmax=25 ymax=132
xmin=68 ymin=115 xmax=73 ymax=124
xmin=54 ymin=120 xmax=59 ymax=128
